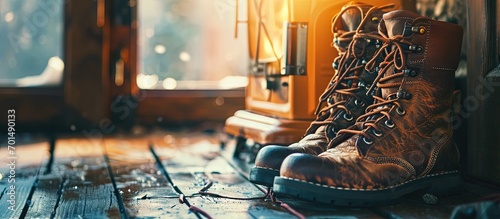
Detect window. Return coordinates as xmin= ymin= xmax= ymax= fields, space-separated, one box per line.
xmin=0 ymin=0 xmax=64 ymax=87
xmin=137 ymin=0 xmax=248 ymax=90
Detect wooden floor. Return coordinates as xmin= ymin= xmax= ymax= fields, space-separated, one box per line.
xmin=0 ymin=129 xmax=498 ymax=218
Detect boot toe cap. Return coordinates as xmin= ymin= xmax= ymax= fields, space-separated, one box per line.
xmin=279 ymin=152 xmax=412 ymax=190
xmin=254 ymin=145 xmax=303 ymax=171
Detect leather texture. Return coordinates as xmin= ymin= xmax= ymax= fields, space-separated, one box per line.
xmin=279 ymin=10 xmax=463 ymax=190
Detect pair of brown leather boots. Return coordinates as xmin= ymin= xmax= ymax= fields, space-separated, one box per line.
xmin=250 ymin=2 xmax=463 ymax=206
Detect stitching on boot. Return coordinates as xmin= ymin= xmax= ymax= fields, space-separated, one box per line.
xmin=432 ymin=67 xmax=456 ymax=71
xmin=281 ymin=170 xmax=458 ymax=191
xmin=367 ymin=156 xmax=416 ymax=176
xmin=385 ymin=17 xmax=414 ymax=22
xmin=255 ymin=166 xmax=280 ymax=172
xmin=420 ymin=131 xmax=453 ymax=176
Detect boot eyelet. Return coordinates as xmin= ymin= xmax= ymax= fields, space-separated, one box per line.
xmin=397 ymin=90 xmax=405 ymax=99
xmin=403 ymin=69 xmax=418 ymax=77
xmin=385 ymin=120 xmax=395 ymax=128
xmin=358 ymin=80 xmax=366 ymax=88
xmin=343 ymin=113 xmax=353 ymax=121
xmin=327 ymin=96 xmax=334 ymax=104
xmin=409 ymin=25 xmax=427 ymax=35
xmin=372 ymin=129 xmax=383 ymax=137
xmin=355 ymin=99 xmax=365 ymax=107
xmin=396 ymin=90 xmax=412 ymax=100
xmin=410 ymin=70 xmax=417 ymax=77
xmin=396 ymin=107 xmax=406 ymax=116
xmin=332 ymin=60 xmax=339 ymax=70
xmin=408 ymin=45 xmax=424 ymax=54
xmin=367 ymin=66 xmax=379 ymax=74
xmin=363 ymin=137 xmax=373 ymax=145
xmin=328 ymin=126 xmax=337 ymax=137
xmin=371 ymin=17 xmax=379 ymax=23
xmin=416 ymin=45 xmax=423 ymax=54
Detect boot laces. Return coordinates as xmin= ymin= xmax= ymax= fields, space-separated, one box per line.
xmin=305 ymin=5 xmax=393 ymax=136
xmin=337 ymin=34 xmax=418 ymax=144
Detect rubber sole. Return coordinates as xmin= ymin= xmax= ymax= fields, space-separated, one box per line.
xmin=273 ymin=171 xmax=461 ymax=207
xmin=249 ymin=166 xmax=280 ymax=187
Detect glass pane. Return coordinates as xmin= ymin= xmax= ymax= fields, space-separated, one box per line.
xmin=138 ymin=0 xmax=248 ymax=90
xmin=0 ymin=0 xmax=64 ymax=87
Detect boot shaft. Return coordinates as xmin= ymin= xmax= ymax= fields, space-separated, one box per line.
xmin=380 ymin=10 xmax=463 ymax=94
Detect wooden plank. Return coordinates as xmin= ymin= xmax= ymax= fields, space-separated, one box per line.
xmin=51 ymin=157 xmax=122 ymax=218
xmin=104 ymin=137 xmax=190 ymax=218
xmin=48 ymin=138 xmax=122 ymax=218
xmin=25 ymin=175 xmax=63 ymax=219
xmin=0 ymin=138 xmax=48 ymax=218
xmin=58 ymin=183 xmax=119 ymax=218
xmin=0 ymin=176 xmax=36 ymax=218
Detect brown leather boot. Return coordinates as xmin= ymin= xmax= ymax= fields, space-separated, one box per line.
xmin=274 ymin=10 xmax=463 ymax=206
xmin=249 ymin=3 xmax=394 ymax=186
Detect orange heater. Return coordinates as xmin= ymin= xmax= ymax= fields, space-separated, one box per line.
xmin=225 ymin=0 xmax=404 ymax=159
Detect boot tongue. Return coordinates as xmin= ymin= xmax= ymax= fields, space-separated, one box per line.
xmin=380 ymin=65 xmax=399 ymax=99
xmin=340 ymin=7 xmax=363 ymax=32
xmin=331 ymin=7 xmax=364 ymax=55
xmin=382 ymin=10 xmax=421 ymax=38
